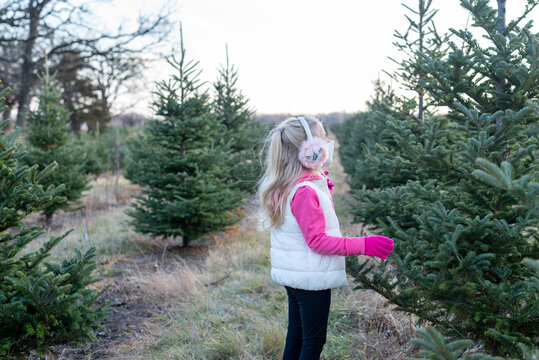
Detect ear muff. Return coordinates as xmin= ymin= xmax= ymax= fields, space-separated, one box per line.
xmin=297 ymin=117 xmax=328 ymax=169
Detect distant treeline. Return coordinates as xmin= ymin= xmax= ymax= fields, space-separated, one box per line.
xmin=113 ymin=111 xmax=354 ymax=128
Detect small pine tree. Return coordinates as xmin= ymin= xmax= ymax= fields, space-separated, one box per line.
xmin=341 ymin=0 xmax=538 ymax=357
xmin=335 ymin=81 xmax=421 ymax=191
xmin=125 ymin=26 xmax=244 ymax=246
xmin=22 ymin=65 xmax=90 ymax=225
xmin=411 ymin=259 xmax=539 ymax=360
xmin=335 ymin=0 xmax=448 ymax=192
xmin=75 ymin=125 xmax=130 ymax=176
xmin=213 ymin=45 xmax=266 ymax=193
xmin=0 ymin=86 xmax=109 ymax=359
xmin=410 ymin=326 xmax=501 ymax=360
xmin=387 ymin=0 xmax=448 ymax=123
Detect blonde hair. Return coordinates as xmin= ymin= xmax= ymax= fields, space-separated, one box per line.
xmin=256 ymin=116 xmax=324 ymax=230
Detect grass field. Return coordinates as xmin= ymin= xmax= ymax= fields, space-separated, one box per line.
xmin=26 ymin=138 xmax=420 ymax=360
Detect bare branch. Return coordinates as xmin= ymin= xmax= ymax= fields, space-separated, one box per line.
xmin=505 ymin=1 xmax=539 ymax=34
xmin=0 ymin=0 xmax=174 ymax=126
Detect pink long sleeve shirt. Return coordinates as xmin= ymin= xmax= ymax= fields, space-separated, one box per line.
xmin=290 ymin=170 xmax=365 ymax=256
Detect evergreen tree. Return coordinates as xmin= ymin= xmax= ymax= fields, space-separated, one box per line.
xmin=341 ymin=0 xmax=538 ymax=357
xmin=335 ymin=81 xmax=421 ymax=191
xmin=411 ymin=326 xmax=501 ymax=360
xmin=213 ymin=45 xmax=266 ymax=193
xmin=0 ymin=86 xmax=109 ymax=359
xmin=125 ymin=27 xmax=244 ymax=246
xmin=75 ymin=125 xmax=131 ymax=176
xmin=387 ymin=0 xmax=448 ymax=123
xmin=411 ymin=259 xmax=539 ymax=359
xmin=22 ymin=65 xmax=90 ymax=225
xmin=335 ymin=0 xmax=447 ymax=192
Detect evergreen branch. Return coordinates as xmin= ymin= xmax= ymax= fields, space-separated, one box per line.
xmin=410 ymin=326 xmax=503 ymax=359
xmin=473 ymin=158 xmax=513 ymax=189
xmin=460 ymin=0 xmax=505 ymax=52
xmin=505 ymin=1 xmax=539 ymax=35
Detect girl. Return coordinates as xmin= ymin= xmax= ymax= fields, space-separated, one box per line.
xmin=257 ymin=116 xmax=394 ymax=360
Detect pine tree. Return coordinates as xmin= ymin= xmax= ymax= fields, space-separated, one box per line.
xmin=335 ymin=0 xmax=447 ymax=192
xmin=0 ymin=86 xmax=109 ymax=359
xmin=125 ymin=26 xmax=244 ymax=246
xmin=411 ymin=326 xmax=500 ymax=360
xmin=22 ymin=65 xmax=90 ymax=226
xmin=387 ymin=0 xmax=448 ymax=123
xmin=213 ymin=45 xmax=266 ymax=193
xmin=411 ymin=259 xmax=539 ymax=359
xmin=334 ymin=81 xmax=421 ymax=191
xmin=341 ymin=0 xmax=538 ymax=357
xmin=75 ymin=125 xmax=130 ymax=176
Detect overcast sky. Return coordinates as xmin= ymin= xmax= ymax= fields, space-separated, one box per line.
xmin=94 ymin=0 xmax=536 ymax=116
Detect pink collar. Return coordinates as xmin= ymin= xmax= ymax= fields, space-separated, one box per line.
xmin=292 ymin=169 xmax=330 ymax=187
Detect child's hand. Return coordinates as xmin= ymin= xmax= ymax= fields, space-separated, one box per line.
xmin=364 ymin=236 xmax=394 ymax=259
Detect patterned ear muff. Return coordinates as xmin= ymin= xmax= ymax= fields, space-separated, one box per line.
xmin=297 ymin=116 xmax=328 ymax=169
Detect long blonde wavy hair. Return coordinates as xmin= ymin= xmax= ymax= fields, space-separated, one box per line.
xmin=256 ymin=116 xmax=324 ymax=230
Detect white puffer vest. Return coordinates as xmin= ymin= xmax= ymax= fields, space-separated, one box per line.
xmin=270 ymin=178 xmax=348 ymax=290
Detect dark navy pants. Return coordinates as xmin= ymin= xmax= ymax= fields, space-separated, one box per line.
xmin=283 ymin=286 xmax=331 ymax=360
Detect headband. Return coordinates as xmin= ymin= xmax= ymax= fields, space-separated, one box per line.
xmin=297 ymin=117 xmax=312 ymax=140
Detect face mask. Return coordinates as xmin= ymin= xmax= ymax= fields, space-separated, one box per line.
xmin=323 ymin=140 xmax=334 ymax=167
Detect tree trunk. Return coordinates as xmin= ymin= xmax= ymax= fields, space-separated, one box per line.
xmin=115 ymin=127 xmax=121 ymax=202
xmin=45 ymin=212 xmax=53 ymax=227
xmin=106 ymin=149 xmax=111 ymax=208
xmin=16 ymin=3 xmax=40 ymax=127
xmin=182 ymin=235 xmax=189 ymax=247
xmin=497 ymin=0 xmax=506 ymax=35
xmin=417 ymin=0 xmax=425 ymax=124
xmin=2 ymin=107 xmax=12 ymax=131
xmin=495 ymin=0 xmax=507 ymax=133
xmin=496 ymin=0 xmax=507 ymax=163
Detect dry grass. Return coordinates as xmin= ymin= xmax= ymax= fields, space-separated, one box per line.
xmin=122 ymin=260 xmax=205 ymax=303
xmin=23 ymin=134 xmax=420 ymax=359
xmin=104 ymin=211 xmax=418 ymax=359
xmin=100 ymin=134 xmax=419 ymax=360
xmin=108 ymin=218 xmax=288 ymax=360
xmin=20 ymin=174 xmax=146 ymax=263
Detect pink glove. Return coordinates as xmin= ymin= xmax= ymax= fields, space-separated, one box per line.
xmin=363 ymin=235 xmax=394 ymax=259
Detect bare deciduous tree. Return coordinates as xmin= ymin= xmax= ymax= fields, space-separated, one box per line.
xmin=0 ymin=0 xmax=172 ymax=127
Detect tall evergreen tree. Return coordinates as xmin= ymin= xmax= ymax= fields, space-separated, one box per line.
xmin=335 ymin=0 xmax=447 ymax=192
xmin=213 ymin=45 xmax=266 ymax=193
xmin=22 ymin=65 xmax=90 ymax=225
xmin=335 ymin=81 xmax=421 ymax=191
xmin=0 ymin=86 xmax=108 ymax=359
xmin=387 ymin=0 xmax=448 ymax=123
xmin=340 ymin=0 xmax=538 ymax=357
xmin=125 ymin=27 xmax=244 ymax=246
